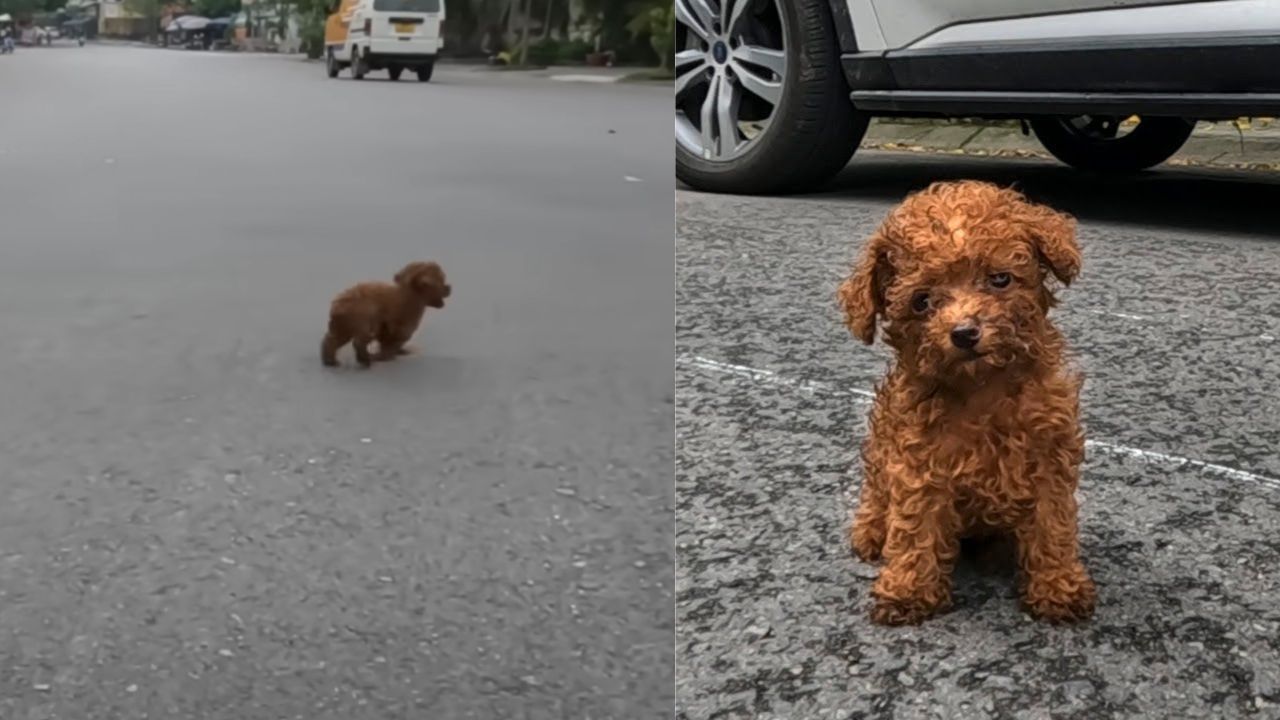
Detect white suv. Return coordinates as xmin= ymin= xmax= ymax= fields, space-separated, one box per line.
xmin=675 ymin=0 xmax=1280 ymax=194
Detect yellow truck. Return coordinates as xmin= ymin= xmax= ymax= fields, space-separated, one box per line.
xmin=324 ymin=0 xmax=444 ymax=81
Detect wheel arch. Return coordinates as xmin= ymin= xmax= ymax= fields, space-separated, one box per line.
xmin=824 ymin=0 xmax=859 ymax=55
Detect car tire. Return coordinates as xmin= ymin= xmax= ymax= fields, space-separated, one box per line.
xmin=326 ymin=48 xmax=339 ymax=78
xmin=389 ymin=66 xmax=403 ymax=81
xmin=416 ymin=63 xmax=433 ymax=82
xmin=1029 ymin=116 xmax=1195 ymax=173
xmin=351 ymin=47 xmax=367 ymax=80
xmin=674 ymin=0 xmax=867 ymax=195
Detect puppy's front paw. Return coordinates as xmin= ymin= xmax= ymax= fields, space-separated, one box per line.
xmin=1022 ymin=569 xmax=1096 ymax=624
xmin=851 ymin=523 xmax=885 ymax=563
xmin=870 ymin=577 xmax=952 ymax=626
xmin=870 ymin=595 xmax=949 ymax=626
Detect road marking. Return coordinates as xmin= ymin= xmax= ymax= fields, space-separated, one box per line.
xmin=549 ymin=74 xmax=620 ymax=84
xmin=1085 ymin=440 xmax=1280 ymax=492
xmin=1075 ymin=306 xmax=1280 ymax=341
xmin=1085 ymin=309 xmax=1148 ymax=322
xmin=678 ymin=353 xmax=1280 ymax=492
xmin=680 ymin=355 xmax=874 ymax=399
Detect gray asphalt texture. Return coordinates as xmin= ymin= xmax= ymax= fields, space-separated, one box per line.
xmin=676 ymin=154 xmax=1280 ymax=719
xmin=0 ymin=46 xmax=672 ymax=719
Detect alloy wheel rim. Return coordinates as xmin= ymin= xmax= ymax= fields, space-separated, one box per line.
xmin=675 ymin=0 xmax=787 ymax=162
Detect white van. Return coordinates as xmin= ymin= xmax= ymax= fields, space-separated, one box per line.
xmin=324 ymin=0 xmax=444 ymax=82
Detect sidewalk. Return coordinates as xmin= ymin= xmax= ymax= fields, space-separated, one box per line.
xmin=861 ymin=117 xmax=1280 ymax=171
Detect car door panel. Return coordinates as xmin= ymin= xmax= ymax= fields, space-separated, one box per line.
xmin=866 ymin=0 xmax=1192 ymax=50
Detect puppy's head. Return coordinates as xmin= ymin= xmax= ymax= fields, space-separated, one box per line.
xmin=395 ymin=261 xmax=452 ymax=308
xmin=838 ymin=180 xmax=1079 ymax=383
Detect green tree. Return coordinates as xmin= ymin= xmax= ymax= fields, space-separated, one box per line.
xmin=580 ymin=0 xmax=627 ymax=53
xmin=0 ymin=0 xmax=40 ymax=20
xmin=193 ymin=0 xmax=240 ymax=17
xmin=295 ymin=0 xmax=327 ymax=58
xmin=625 ymin=0 xmax=671 ymax=72
xmin=122 ymin=0 xmax=162 ymax=41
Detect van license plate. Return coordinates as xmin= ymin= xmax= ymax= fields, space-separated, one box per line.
xmin=394 ymin=22 xmax=414 ymax=33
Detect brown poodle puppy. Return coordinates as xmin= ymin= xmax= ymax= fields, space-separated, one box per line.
xmin=321 ymin=261 xmax=451 ymax=368
xmin=838 ymin=180 xmax=1093 ymax=626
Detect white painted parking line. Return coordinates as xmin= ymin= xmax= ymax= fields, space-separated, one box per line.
xmin=1085 ymin=309 xmax=1149 ymax=322
xmin=1085 ymin=440 xmax=1280 ymax=492
xmin=678 ymin=353 xmax=1280 ymax=492
xmin=681 ymin=355 xmax=873 ymax=399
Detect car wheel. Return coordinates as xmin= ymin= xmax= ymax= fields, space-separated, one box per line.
xmin=389 ymin=66 xmax=403 ymax=81
xmin=674 ymin=0 xmax=867 ymax=195
xmin=351 ymin=48 xmax=367 ymax=80
xmin=1029 ymin=115 xmax=1195 ymax=173
xmin=326 ymin=48 xmax=339 ymax=78
xmin=416 ymin=63 xmax=434 ymax=82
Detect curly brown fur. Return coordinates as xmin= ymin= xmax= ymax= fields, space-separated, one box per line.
xmin=838 ymin=180 xmax=1094 ymax=626
xmin=321 ymin=261 xmax=451 ymax=368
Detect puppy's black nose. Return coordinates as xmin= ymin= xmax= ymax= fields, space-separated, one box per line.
xmin=950 ymin=324 xmax=981 ymax=350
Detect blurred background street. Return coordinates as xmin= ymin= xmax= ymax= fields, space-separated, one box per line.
xmin=0 ymin=44 xmax=672 ymax=719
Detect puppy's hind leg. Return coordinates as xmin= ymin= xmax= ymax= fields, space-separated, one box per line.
xmin=374 ymin=332 xmax=405 ymax=362
xmin=351 ymin=330 xmax=375 ymax=368
xmin=321 ymin=330 xmax=349 ymax=367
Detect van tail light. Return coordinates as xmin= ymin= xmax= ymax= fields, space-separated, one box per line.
xmin=363 ymin=18 xmax=371 ymax=35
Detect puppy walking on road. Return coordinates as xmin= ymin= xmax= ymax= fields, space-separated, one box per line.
xmin=322 ymin=261 xmax=451 ymax=368
xmin=839 ymin=180 xmax=1094 ymax=626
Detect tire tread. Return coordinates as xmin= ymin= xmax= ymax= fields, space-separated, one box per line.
xmin=676 ymin=0 xmax=866 ymax=195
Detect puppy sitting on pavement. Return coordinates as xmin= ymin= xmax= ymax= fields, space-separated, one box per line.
xmin=838 ymin=180 xmax=1094 ymax=625
xmin=322 ymin=261 xmax=451 ymax=368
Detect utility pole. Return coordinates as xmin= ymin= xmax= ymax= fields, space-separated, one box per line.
xmin=516 ymin=0 xmax=530 ymax=65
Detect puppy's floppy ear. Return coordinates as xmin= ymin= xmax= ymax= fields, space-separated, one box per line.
xmin=1013 ymin=196 xmax=1080 ymax=285
xmin=838 ymin=229 xmax=892 ymax=345
xmin=394 ymin=264 xmax=415 ymax=286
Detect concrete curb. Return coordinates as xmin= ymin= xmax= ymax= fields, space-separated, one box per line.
xmin=861 ymin=118 xmax=1280 ymax=171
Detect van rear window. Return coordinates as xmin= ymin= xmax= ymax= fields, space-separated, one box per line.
xmin=373 ymin=0 xmax=440 ymax=11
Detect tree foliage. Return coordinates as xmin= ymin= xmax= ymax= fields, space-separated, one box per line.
xmin=193 ymin=0 xmax=241 ymax=18
xmin=625 ymin=0 xmax=672 ymax=71
xmin=0 ymin=0 xmax=47 ymax=20
xmin=122 ymin=0 xmax=163 ymax=39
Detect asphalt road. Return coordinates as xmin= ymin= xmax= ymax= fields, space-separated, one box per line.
xmin=676 ymin=153 xmax=1280 ymax=719
xmin=0 ymin=46 xmax=672 ymax=719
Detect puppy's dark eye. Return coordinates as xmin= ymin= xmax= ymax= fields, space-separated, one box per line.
xmin=910 ymin=291 xmax=931 ymax=314
xmin=988 ymin=272 xmax=1012 ymax=289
